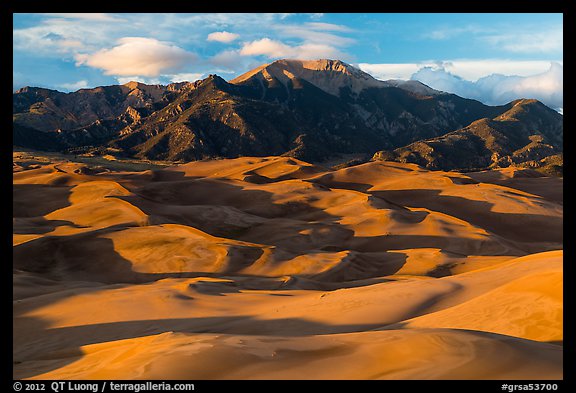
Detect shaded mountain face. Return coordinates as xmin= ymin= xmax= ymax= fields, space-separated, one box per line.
xmin=13 ymin=59 xmax=562 ymax=168
xmin=13 ymin=82 xmax=192 ymax=132
xmin=372 ymin=99 xmax=563 ymax=173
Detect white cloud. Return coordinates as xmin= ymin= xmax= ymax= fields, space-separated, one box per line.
xmin=357 ymin=63 xmax=421 ymax=80
xmin=359 ymin=60 xmax=561 ymax=82
xmin=13 ymin=17 xmax=126 ymax=56
xmin=426 ymin=25 xmax=490 ymax=40
xmin=436 ymin=60 xmax=561 ymax=80
xmin=207 ymin=31 xmax=240 ymax=43
xmin=38 ymin=13 xmax=125 ymax=22
xmin=475 ymin=63 xmax=563 ymax=107
xmin=276 ymin=25 xmax=355 ymax=46
xmin=358 ymin=60 xmax=563 ymax=110
xmin=277 ymin=13 xmax=294 ymax=20
xmin=210 ymin=50 xmax=242 ymax=70
xmin=411 ymin=62 xmax=563 ymax=110
xmin=169 ymin=73 xmax=204 ymax=82
xmin=239 ymin=38 xmax=347 ymax=60
xmin=115 ymin=76 xmax=163 ymax=85
xmin=114 ymin=72 xmax=205 ymax=86
xmin=285 ymin=43 xmax=346 ymax=60
xmin=304 ymin=22 xmax=352 ymax=32
xmin=75 ymin=37 xmax=198 ymax=77
xmin=426 ymin=23 xmax=562 ymax=55
xmin=240 ymin=38 xmax=293 ymax=57
xmin=483 ymin=26 xmax=563 ymax=54
xmin=410 ymin=66 xmax=474 ymax=94
xmin=58 ymin=80 xmax=89 ymax=91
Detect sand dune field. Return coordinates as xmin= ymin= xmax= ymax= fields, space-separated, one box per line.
xmin=13 ymin=152 xmax=563 ymax=379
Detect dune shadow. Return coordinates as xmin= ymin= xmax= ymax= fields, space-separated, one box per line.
xmin=370 ymin=189 xmax=562 ymax=244
xmin=13 ymin=314 xmax=386 ymax=379
xmin=13 ymin=229 xmax=408 ymax=286
xmin=12 ymin=222 xmax=404 ymax=379
xmin=13 ymin=217 xmax=88 ymax=235
xmin=13 ymin=232 xmax=263 ymax=284
xmin=546 ymin=340 xmax=563 ymax=346
xmin=126 ymin=173 xmax=338 ymax=221
xmin=311 ymin=175 xmax=562 ymax=245
xmin=13 ymin=184 xmax=72 ymax=217
xmin=467 ymin=173 xmax=563 ymax=204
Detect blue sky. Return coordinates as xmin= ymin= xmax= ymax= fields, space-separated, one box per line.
xmin=13 ymin=13 xmax=563 ymax=110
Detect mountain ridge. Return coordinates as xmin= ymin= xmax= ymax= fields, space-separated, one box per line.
xmin=13 ymin=59 xmax=562 ymax=172
xmin=372 ymin=99 xmax=563 ymax=174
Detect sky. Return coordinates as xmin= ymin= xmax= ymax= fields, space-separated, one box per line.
xmin=13 ymin=13 xmax=563 ymax=111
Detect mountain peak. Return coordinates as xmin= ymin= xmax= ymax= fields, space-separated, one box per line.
xmin=271 ymin=59 xmax=361 ymax=75
xmin=122 ymin=81 xmax=146 ymax=90
xmin=14 ymin=86 xmax=59 ymax=94
xmin=231 ymin=58 xmax=384 ymax=97
xmin=230 ymin=59 xmax=445 ymax=97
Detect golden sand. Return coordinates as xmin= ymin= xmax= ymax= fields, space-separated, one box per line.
xmin=13 ymin=154 xmax=562 ymax=379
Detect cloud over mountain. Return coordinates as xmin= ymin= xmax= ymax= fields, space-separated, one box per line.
xmin=207 ymin=31 xmax=240 ymax=43
xmin=74 ymin=37 xmax=198 ymax=77
xmin=411 ymin=62 xmax=563 ymax=110
xmin=239 ymin=38 xmax=347 ymax=60
xmin=359 ymin=61 xmax=563 ymax=111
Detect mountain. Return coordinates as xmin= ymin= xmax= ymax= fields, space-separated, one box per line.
xmin=231 ymin=58 xmax=388 ymax=96
xmin=13 ymin=59 xmax=562 ymax=168
xmin=372 ymin=99 xmax=563 ymax=173
xmin=13 ymin=82 xmax=192 ymax=132
xmin=231 ymin=59 xmax=444 ymax=98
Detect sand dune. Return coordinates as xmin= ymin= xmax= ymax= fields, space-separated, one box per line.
xmin=13 ymin=152 xmax=563 ymax=379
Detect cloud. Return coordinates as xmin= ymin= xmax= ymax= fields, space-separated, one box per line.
xmin=434 ymin=60 xmax=561 ymax=80
xmin=475 ymin=63 xmax=563 ymax=107
xmin=359 ymin=60 xmax=561 ymax=81
xmin=358 ymin=60 xmax=563 ymax=110
xmin=210 ymin=50 xmax=242 ymax=70
xmin=239 ymin=38 xmax=293 ymax=57
xmin=409 ymin=66 xmax=475 ymax=94
xmin=75 ymin=37 xmax=198 ymax=77
xmin=357 ymin=63 xmax=421 ymax=80
xmin=426 ymin=23 xmax=562 ymax=55
xmin=411 ymin=62 xmax=563 ymax=110
xmin=239 ymin=38 xmax=347 ymax=60
xmin=58 ymin=80 xmax=89 ymax=91
xmin=207 ymin=31 xmax=240 ymax=43
xmin=115 ymin=76 xmax=163 ymax=85
xmin=13 ymin=17 xmax=125 ymax=56
xmin=114 ymin=72 xmax=205 ymax=86
xmin=276 ymin=25 xmax=355 ymax=46
xmin=169 ymin=73 xmax=205 ymax=82
xmin=304 ymin=22 xmax=352 ymax=32
xmin=277 ymin=13 xmax=295 ymax=20
xmin=483 ymin=26 xmax=562 ymax=54
xmin=40 ymin=32 xmax=83 ymax=50
xmin=38 ymin=13 xmax=125 ymax=22
xmin=426 ymin=25 xmax=489 ymax=40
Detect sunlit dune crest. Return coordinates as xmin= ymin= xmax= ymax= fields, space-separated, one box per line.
xmin=13 ymin=152 xmax=562 ymax=380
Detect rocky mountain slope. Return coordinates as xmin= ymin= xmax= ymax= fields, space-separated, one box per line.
xmin=13 ymin=59 xmax=562 ymax=170
xmin=372 ymin=99 xmax=563 ymax=174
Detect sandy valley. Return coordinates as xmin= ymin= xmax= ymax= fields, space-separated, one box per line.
xmin=13 ymin=151 xmax=562 ymax=380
